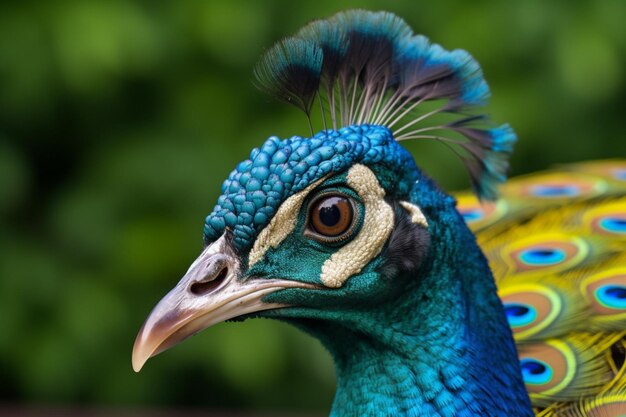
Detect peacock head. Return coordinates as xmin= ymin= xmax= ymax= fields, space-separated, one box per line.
xmin=132 ymin=10 xmax=516 ymax=372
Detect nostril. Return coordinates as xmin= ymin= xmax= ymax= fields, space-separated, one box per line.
xmin=190 ymin=266 xmax=228 ymax=296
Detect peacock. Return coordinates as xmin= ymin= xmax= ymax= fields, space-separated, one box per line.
xmin=131 ymin=10 xmax=626 ymax=417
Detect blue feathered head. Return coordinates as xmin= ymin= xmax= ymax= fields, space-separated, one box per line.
xmin=133 ymin=10 xmax=517 ymax=375
xmin=202 ymin=9 xmax=516 ymax=252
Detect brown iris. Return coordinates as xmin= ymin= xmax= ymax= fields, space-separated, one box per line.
xmin=308 ymin=194 xmax=354 ymax=239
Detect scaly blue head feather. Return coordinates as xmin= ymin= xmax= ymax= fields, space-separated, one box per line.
xmin=204 ymin=125 xmax=416 ymax=251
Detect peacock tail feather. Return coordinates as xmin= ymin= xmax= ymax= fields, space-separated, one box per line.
xmin=457 ymin=159 xmax=626 ymax=415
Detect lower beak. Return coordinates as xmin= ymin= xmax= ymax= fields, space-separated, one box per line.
xmin=132 ymin=232 xmax=315 ymax=372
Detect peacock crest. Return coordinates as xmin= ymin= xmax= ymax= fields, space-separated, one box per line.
xmin=253 ymin=9 xmax=515 ymax=200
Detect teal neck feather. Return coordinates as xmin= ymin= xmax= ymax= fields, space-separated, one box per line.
xmin=284 ymin=182 xmax=533 ymax=417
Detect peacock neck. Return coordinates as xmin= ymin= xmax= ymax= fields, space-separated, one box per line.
xmin=324 ymin=287 xmax=533 ymax=417
xmin=308 ymin=192 xmax=533 ymax=416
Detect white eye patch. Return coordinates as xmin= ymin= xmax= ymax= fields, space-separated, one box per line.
xmin=248 ymin=178 xmax=325 ymax=268
xmin=399 ymin=201 xmax=428 ymax=228
xmin=320 ymin=164 xmax=394 ymax=288
xmin=248 ymin=164 xmax=397 ymax=289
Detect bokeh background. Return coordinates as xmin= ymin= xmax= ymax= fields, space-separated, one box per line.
xmin=1 ymin=0 xmax=625 ymax=415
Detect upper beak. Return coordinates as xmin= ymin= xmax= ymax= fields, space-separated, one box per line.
xmin=132 ymin=231 xmax=315 ymax=372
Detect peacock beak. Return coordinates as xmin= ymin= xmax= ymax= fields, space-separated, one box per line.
xmin=132 ymin=231 xmax=316 ymax=372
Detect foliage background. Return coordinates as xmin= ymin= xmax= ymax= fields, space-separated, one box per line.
xmin=1 ymin=0 xmax=625 ymax=414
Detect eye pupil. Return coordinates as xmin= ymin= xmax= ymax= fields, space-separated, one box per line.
xmin=319 ymin=204 xmax=341 ymax=227
xmin=309 ymin=194 xmax=355 ymax=240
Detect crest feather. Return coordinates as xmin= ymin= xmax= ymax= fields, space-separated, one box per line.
xmin=253 ymin=37 xmax=322 ymax=116
xmin=254 ymin=9 xmax=516 ymax=200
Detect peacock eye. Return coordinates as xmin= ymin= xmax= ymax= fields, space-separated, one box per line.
xmin=307 ymin=194 xmax=356 ymax=242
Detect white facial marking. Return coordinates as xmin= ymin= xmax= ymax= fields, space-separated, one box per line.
xmin=248 ymin=178 xmax=325 ymax=268
xmin=399 ymin=201 xmax=428 ymax=228
xmin=320 ymin=164 xmax=394 ymax=288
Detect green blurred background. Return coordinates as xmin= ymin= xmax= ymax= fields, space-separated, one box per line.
xmin=1 ymin=0 xmax=624 ymax=415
